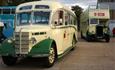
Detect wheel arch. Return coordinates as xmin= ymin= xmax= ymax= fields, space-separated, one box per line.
xmin=51 ymin=40 xmax=58 ymax=59
xmin=73 ymin=32 xmax=78 ymax=42
xmin=29 ymin=38 xmax=58 ymax=57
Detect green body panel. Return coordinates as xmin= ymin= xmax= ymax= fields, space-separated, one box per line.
xmin=0 ymin=38 xmax=54 ymax=57
xmin=0 ymin=39 xmax=15 ymax=56
xmin=28 ymin=38 xmax=53 ymax=56
xmin=0 ymin=38 xmax=74 ymax=59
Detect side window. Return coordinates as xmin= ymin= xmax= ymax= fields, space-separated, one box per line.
xmin=53 ymin=10 xmax=64 ymax=26
xmin=69 ymin=15 xmax=75 ymax=25
xmin=3 ymin=9 xmax=10 ymax=14
xmin=64 ymin=12 xmax=76 ymax=25
xmin=74 ymin=18 xmax=77 ymax=25
xmin=72 ymin=16 xmax=74 ymax=25
xmin=69 ymin=14 xmax=72 ymax=25
xmin=52 ymin=11 xmax=59 ymax=26
xmin=11 ymin=8 xmax=15 ymax=14
xmin=65 ymin=12 xmax=70 ymax=25
xmin=0 ymin=9 xmax=2 ymax=14
xmin=58 ymin=11 xmax=63 ymax=25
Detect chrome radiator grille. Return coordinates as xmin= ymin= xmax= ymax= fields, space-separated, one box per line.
xmin=96 ymin=25 xmax=103 ymax=36
xmin=15 ymin=32 xmax=30 ymax=54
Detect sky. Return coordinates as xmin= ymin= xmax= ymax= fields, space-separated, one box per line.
xmin=57 ymin=0 xmax=97 ymax=9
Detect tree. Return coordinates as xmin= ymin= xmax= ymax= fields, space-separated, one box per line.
xmin=0 ymin=0 xmax=41 ymax=6
xmin=8 ymin=0 xmax=41 ymax=6
xmin=72 ymin=5 xmax=83 ymax=31
xmin=0 ymin=0 xmax=8 ymax=6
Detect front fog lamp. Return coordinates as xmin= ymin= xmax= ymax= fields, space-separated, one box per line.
xmin=31 ymin=38 xmax=37 ymax=44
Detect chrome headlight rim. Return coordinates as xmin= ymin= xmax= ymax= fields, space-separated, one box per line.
xmin=30 ymin=37 xmax=37 ymax=44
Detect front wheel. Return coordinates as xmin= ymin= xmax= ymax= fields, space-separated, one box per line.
xmin=71 ymin=37 xmax=77 ymax=50
xmin=105 ymin=35 xmax=110 ymax=42
xmin=44 ymin=44 xmax=56 ymax=67
xmin=2 ymin=56 xmax=17 ymax=66
xmin=81 ymin=32 xmax=83 ymax=38
xmin=86 ymin=32 xmax=92 ymax=42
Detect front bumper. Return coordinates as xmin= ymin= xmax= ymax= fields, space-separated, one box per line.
xmin=87 ymin=33 xmax=109 ymax=39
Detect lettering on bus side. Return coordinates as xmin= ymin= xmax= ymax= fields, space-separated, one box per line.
xmin=94 ymin=13 xmax=105 ymax=16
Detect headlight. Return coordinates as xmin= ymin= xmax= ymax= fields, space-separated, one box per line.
xmin=8 ymin=39 xmax=12 ymax=43
xmin=89 ymin=31 xmax=95 ymax=34
xmin=91 ymin=31 xmax=95 ymax=34
xmin=104 ymin=28 xmax=108 ymax=33
xmin=31 ymin=37 xmax=37 ymax=44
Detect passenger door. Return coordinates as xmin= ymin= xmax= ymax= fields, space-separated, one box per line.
xmin=63 ymin=11 xmax=71 ymax=51
xmin=68 ymin=14 xmax=77 ymax=47
xmin=55 ymin=10 xmax=70 ymax=52
xmin=52 ymin=10 xmax=67 ymax=53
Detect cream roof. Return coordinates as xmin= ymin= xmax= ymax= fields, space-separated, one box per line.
xmin=16 ymin=1 xmax=75 ymax=16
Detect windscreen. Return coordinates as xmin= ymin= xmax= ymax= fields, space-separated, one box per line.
xmin=33 ymin=11 xmax=50 ymax=24
xmin=90 ymin=19 xmax=98 ymax=24
xmin=17 ymin=12 xmax=31 ymax=25
xmin=17 ymin=11 xmax=50 ymax=25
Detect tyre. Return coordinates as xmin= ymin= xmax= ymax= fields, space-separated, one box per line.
xmin=44 ymin=44 xmax=56 ymax=67
xmin=86 ymin=32 xmax=92 ymax=42
xmin=2 ymin=56 xmax=17 ymax=66
xmin=86 ymin=37 xmax=91 ymax=42
xmin=81 ymin=32 xmax=84 ymax=38
xmin=105 ymin=35 xmax=110 ymax=42
xmin=71 ymin=37 xmax=77 ymax=50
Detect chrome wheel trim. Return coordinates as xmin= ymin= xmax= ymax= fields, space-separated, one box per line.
xmin=48 ymin=48 xmax=55 ymax=64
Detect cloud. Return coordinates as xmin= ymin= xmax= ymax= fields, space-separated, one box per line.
xmin=58 ymin=0 xmax=97 ymax=4
xmin=57 ymin=0 xmax=97 ymax=9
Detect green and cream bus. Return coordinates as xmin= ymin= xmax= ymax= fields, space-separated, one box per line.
xmin=80 ymin=7 xmax=110 ymax=42
xmin=0 ymin=1 xmax=78 ymax=67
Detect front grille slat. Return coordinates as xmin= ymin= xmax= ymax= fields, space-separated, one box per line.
xmin=15 ymin=32 xmax=29 ymax=54
xmin=15 ymin=37 xmax=29 ymax=40
xmin=96 ymin=25 xmax=103 ymax=36
xmin=15 ymin=40 xmax=29 ymax=45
